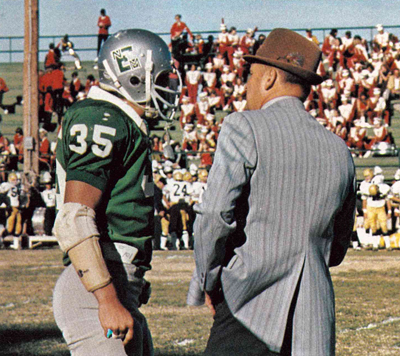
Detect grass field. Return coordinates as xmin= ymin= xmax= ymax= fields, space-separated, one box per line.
xmin=0 ymin=247 xmax=399 ymax=355
xmin=1 ymin=61 xmax=400 ymax=355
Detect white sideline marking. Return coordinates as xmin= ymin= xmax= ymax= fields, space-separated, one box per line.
xmin=26 ymin=265 xmax=60 ymax=270
xmin=166 ymin=254 xmax=193 ymax=259
xmin=174 ymin=339 xmax=194 ymax=346
xmin=339 ymin=316 xmax=400 ymax=334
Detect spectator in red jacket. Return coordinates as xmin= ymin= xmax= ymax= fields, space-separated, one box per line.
xmin=84 ymin=74 xmax=99 ymax=95
xmin=70 ymin=71 xmax=83 ymax=102
xmin=239 ymin=28 xmax=256 ymax=55
xmin=170 ymin=14 xmax=193 ymax=58
xmin=13 ymin=127 xmax=23 ymax=163
xmin=97 ymin=9 xmax=111 ymax=56
xmin=322 ymin=29 xmax=339 ymax=72
xmin=45 ymin=43 xmax=60 ymax=69
xmin=39 ymin=128 xmax=51 ymax=171
xmin=40 ymin=67 xmax=54 ymax=126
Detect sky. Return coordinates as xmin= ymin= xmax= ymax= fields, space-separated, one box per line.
xmin=1 ymin=0 xmax=400 ymax=62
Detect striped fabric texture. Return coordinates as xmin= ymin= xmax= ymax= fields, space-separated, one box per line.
xmin=189 ymin=96 xmax=356 ymax=355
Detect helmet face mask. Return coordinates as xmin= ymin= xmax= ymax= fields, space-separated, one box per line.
xmin=98 ymin=29 xmax=182 ymax=121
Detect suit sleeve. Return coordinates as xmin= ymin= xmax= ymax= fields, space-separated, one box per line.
xmin=186 ymin=267 xmax=206 ymax=306
xmin=192 ymin=113 xmax=257 ymax=294
xmin=329 ymin=172 xmax=356 ymax=267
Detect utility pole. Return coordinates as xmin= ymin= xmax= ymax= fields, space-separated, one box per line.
xmin=23 ymin=0 xmax=39 ymax=182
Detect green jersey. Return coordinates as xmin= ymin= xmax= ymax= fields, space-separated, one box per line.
xmin=56 ymin=86 xmax=154 ymax=270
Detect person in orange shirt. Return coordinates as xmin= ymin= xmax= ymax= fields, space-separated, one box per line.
xmin=13 ymin=127 xmax=24 ymax=163
xmin=322 ymin=29 xmax=338 ymax=72
xmin=40 ymin=67 xmax=54 ymax=126
xmin=171 ymin=14 xmax=193 ymax=58
xmin=0 ymin=77 xmax=9 ymax=107
xmin=84 ymin=75 xmax=99 ymax=95
xmin=39 ymin=128 xmax=51 ymax=171
xmin=45 ymin=43 xmax=59 ymax=69
xmin=171 ymin=14 xmax=193 ymax=41
xmin=97 ymin=9 xmax=111 ymax=56
xmin=239 ymin=28 xmax=256 ymax=55
xmin=70 ymin=71 xmax=83 ymax=102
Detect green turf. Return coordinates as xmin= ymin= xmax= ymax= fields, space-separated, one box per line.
xmin=0 ymin=248 xmax=399 ymax=355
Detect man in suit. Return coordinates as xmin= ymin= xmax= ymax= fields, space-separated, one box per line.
xmin=187 ymin=28 xmax=356 ymax=356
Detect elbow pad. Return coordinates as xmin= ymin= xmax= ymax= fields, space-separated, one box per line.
xmin=54 ymin=202 xmax=111 ymax=292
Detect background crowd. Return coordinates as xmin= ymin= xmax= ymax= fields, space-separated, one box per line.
xmin=1 ymin=13 xmax=400 ymax=249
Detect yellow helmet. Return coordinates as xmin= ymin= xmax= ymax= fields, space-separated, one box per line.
xmin=183 ymin=172 xmax=192 ymax=182
xmin=198 ymin=169 xmax=208 ymax=180
xmin=363 ymin=168 xmax=373 ymax=179
xmin=369 ymin=184 xmax=379 ymax=196
xmin=8 ymin=172 xmax=18 ymax=183
xmin=173 ymin=170 xmax=183 ymax=181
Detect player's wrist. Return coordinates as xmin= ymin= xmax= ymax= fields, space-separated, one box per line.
xmin=94 ymin=283 xmax=119 ymax=304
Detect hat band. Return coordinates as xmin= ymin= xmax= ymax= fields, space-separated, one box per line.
xmin=276 ymin=52 xmax=305 ymax=68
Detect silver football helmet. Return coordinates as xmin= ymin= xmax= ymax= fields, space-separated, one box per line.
xmin=98 ymin=29 xmax=181 ymax=121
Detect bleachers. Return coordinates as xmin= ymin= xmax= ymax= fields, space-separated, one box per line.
xmin=1 ymin=61 xmax=400 ymax=183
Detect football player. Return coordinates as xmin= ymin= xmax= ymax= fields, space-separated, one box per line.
xmin=0 ymin=172 xmax=26 ymax=238
xmin=40 ymin=173 xmax=56 ymax=236
xmin=191 ymin=169 xmax=208 ymax=205
xmin=360 ymin=169 xmax=391 ymax=250
xmin=53 ymin=29 xmax=181 ymax=355
xmin=388 ymin=168 xmax=400 ymax=231
xmin=163 ymin=170 xmax=191 ymax=249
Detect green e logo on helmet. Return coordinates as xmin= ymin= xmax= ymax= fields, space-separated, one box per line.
xmin=112 ymin=46 xmax=142 ymax=74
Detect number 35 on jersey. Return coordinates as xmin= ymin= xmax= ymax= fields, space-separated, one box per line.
xmin=68 ymin=123 xmax=117 ymax=158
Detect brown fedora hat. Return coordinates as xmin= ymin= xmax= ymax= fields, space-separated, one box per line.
xmin=244 ymin=28 xmax=323 ymax=85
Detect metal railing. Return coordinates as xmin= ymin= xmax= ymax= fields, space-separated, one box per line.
xmin=3 ymin=25 xmax=400 ymax=63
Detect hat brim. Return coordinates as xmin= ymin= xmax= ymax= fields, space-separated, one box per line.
xmin=244 ymin=54 xmax=323 ymax=85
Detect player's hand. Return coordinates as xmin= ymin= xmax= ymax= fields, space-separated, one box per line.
xmin=98 ymin=300 xmax=134 ymax=345
xmin=205 ymin=292 xmax=216 ymax=317
xmin=94 ymin=284 xmax=134 ymax=345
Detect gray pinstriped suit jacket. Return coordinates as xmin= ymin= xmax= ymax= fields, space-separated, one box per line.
xmin=187 ymin=96 xmax=356 ymax=355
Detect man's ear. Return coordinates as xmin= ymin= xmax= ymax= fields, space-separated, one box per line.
xmin=262 ymin=67 xmax=277 ymax=91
